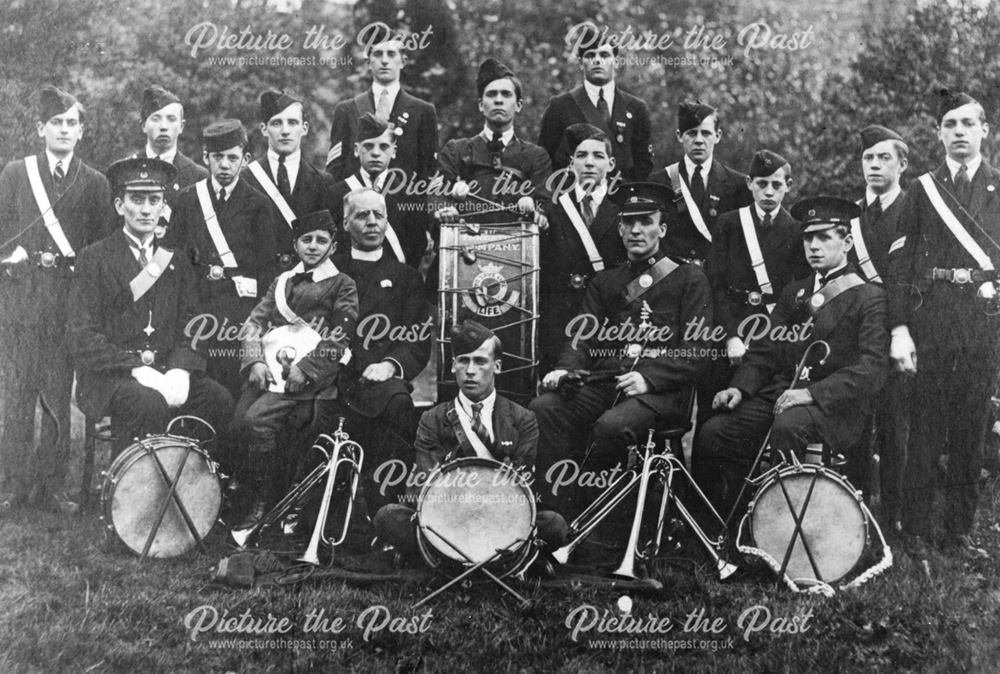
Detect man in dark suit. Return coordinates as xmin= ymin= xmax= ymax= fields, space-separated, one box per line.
xmin=700 ymin=150 xmax=808 ymax=426
xmin=372 ymin=321 xmax=568 ymax=562
xmin=890 ymin=90 xmax=1000 ymax=557
xmin=329 ymin=113 xmax=428 ymax=268
xmin=531 ymin=183 xmax=713 ymax=513
xmin=326 ymin=27 xmax=438 ymax=182
xmin=243 ymin=90 xmax=337 ymax=274
xmin=330 ymin=187 xmax=431 ymax=507
xmin=538 ymin=22 xmax=652 ymax=181
xmin=164 ymin=119 xmax=280 ymax=398
xmin=68 ymin=158 xmax=233 ymax=459
xmin=694 ymin=197 xmax=888 ymax=518
xmin=650 ymin=101 xmax=753 ymax=264
xmin=0 ymin=85 xmax=114 ymax=510
xmin=133 ymin=85 xmax=208 ymax=236
xmin=539 ymin=123 xmax=627 ymax=373
xmin=851 ymin=124 xmax=911 ymax=526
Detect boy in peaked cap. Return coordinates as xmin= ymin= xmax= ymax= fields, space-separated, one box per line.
xmin=650 ymin=100 xmax=753 ymax=264
xmin=889 ymin=88 xmax=1000 ymax=558
xmin=233 ymin=209 xmax=358 ymax=533
xmin=0 ymin=85 xmax=113 ymax=511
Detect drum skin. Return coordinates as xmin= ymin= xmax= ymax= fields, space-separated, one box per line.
xmin=748 ymin=466 xmax=866 ymax=583
xmin=101 ymin=436 xmax=221 ymax=558
xmin=416 ymin=457 xmax=536 ymax=577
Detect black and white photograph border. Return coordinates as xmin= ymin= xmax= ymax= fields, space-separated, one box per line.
xmin=2 ymin=0 xmax=1000 ymax=672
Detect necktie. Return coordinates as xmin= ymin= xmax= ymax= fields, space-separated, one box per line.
xmin=53 ymin=161 xmax=65 ymax=187
xmin=596 ymin=88 xmax=611 ymax=128
xmin=470 ymin=402 xmax=492 ymax=450
xmin=131 ymin=242 xmax=149 ymax=266
xmin=291 ymin=271 xmax=313 ymax=286
xmin=955 ymin=164 xmax=971 ymax=206
xmin=690 ymin=165 xmax=706 ymax=206
xmin=761 ymin=212 xmax=773 ymax=228
xmin=487 ymin=132 xmax=504 ymax=155
xmin=868 ymin=198 xmax=883 ymax=220
xmin=581 ymin=195 xmax=595 ymax=228
xmin=375 ymin=88 xmax=391 ymax=122
xmin=277 ymin=154 xmax=291 ymax=198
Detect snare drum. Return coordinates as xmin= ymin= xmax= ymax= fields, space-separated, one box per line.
xmin=746 ymin=465 xmax=866 ymax=583
xmin=416 ymin=457 xmax=537 ymax=578
xmin=101 ymin=435 xmax=222 ymax=558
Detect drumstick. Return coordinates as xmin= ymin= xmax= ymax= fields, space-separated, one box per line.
xmin=773 ymin=470 xmax=825 ymax=582
xmin=140 ymin=443 xmax=197 ymax=558
xmin=145 ymin=441 xmax=208 ymax=555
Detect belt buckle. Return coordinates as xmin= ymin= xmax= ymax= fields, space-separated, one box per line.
xmin=208 ymin=264 xmax=225 ymax=281
xmin=954 ymin=268 xmax=972 ymax=284
xmin=38 ymin=251 xmax=57 ymax=268
xmin=747 ymin=291 xmax=763 ymax=306
xmin=569 ymin=274 xmax=586 ymax=290
xmin=140 ymin=349 xmax=156 ymax=366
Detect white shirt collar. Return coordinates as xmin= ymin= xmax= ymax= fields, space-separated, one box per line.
xmin=351 ymin=247 xmax=384 ymax=261
xmin=145 ymin=145 xmax=177 ymax=164
xmin=288 ymin=257 xmax=339 ymax=282
xmin=754 ymin=203 xmax=779 ymax=222
xmin=372 ymin=82 xmax=401 ymax=104
xmin=866 ymin=184 xmax=901 ymax=210
xmin=45 ymin=150 xmax=73 ymax=176
xmin=210 ymin=176 xmax=239 ymax=197
xmin=122 ymin=226 xmax=155 ymax=252
xmin=813 ymin=260 xmax=849 ymax=292
xmin=574 ymin=181 xmax=607 ymax=207
xmin=946 ymin=154 xmax=982 ymax=182
xmin=583 ymin=80 xmax=615 ymax=110
xmin=267 ymin=147 xmax=300 ymax=190
xmin=481 ymin=126 xmax=515 ymax=147
xmin=684 ymin=155 xmax=713 ymax=183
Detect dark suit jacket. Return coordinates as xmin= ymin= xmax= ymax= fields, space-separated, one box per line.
xmin=0 ymin=154 xmax=113 ymax=329
xmin=331 ymin=252 xmax=431 ymax=417
xmin=850 ymin=191 xmax=906 ymax=285
xmin=538 ymin=84 xmax=653 ymax=180
xmin=413 ymin=395 xmax=539 ymax=480
xmin=706 ymin=206 xmax=809 ymax=337
xmin=171 ymin=151 xmax=209 ymax=197
xmin=650 ymin=159 xmax=753 ymax=261
xmin=68 ymin=231 xmax=205 ymax=417
xmin=327 ymin=88 xmax=438 ymax=181
xmin=163 ymin=177 xmax=281 ymax=327
xmin=731 ymin=267 xmax=888 ymax=450
xmin=330 ymin=172 xmax=428 ymax=267
xmin=539 ymin=191 xmax=627 ymax=369
xmin=557 ymin=252 xmax=713 ymax=421
xmin=890 ymin=163 xmax=1000 ymax=359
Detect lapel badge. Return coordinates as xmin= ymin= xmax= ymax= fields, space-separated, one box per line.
xmin=617 ymin=134 xmax=625 ymax=143
xmin=709 ymin=208 xmax=718 ymax=217
xmin=501 ymin=440 xmax=513 ymax=446
xmin=173 ymin=183 xmax=180 ymax=191
xmin=989 ymin=185 xmax=996 ymax=192
xmin=626 ymin=111 xmax=633 ymax=119
xmin=380 ymin=279 xmax=392 ymax=288
xmin=639 ymin=274 xmax=653 ymax=288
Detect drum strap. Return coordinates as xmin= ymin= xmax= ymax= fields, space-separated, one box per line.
xmin=802 ymin=273 xmax=865 ymax=316
xmin=446 ymin=404 xmax=492 ymax=459
xmin=274 ymin=271 xmax=305 ymax=325
xmin=666 ymin=162 xmax=712 ymax=242
xmin=738 ymin=206 xmax=775 ymax=312
xmin=624 ymin=255 xmax=680 ymax=304
xmin=247 ymin=160 xmax=296 ymax=228
xmin=558 ymin=191 xmax=605 ymax=272
xmin=848 ymin=212 xmax=882 ymax=283
xmin=129 ymin=247 xmax=175 ymax=301
xmin=24 ymin=155 xmax=75 ymax=257
xmin=195 ymin=180 xmax=238 ymax=268
xmin=918 ymin=173 xmax=995 ymax=271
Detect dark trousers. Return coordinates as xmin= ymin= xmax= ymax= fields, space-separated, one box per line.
xmin=860 ymin=372 xmax=911 ymax=523
xmin=529 ymin=383 xmax=671 ymax=512
xmin=0 ymin=325 xmax=73 ymax=497
xmin=108 ymin=375 xmax=234 ymax=455
xmin=693 ymin=392 xmax=826 ymax=518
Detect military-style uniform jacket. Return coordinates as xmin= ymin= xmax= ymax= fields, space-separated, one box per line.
xmin=556 ymin=250 xmax=714 ymax=420
xmin=330 ymin=171 xmax=429 ymax=267
xmin=537 ymin=84 xmax=653 ymax=180
xmin=650 ymin=159 xmax=753 ymax=262
xmin=331 ymin=251 xmax=430 ymax=417
xmin=706 ymin=206 xmax=808 ymax=337
xmin=165 ymin=178 xmax=281 ymax=323
xmin=240 ymin=261 xmax=358 ymax=399
xmin=69 ymin=230 xmax=205 ymax=417
xmin=850 ymin=191 xmax=907 ymax=285
xmin=0 ymin=154 xmax=113 ymax=329
xmin=436 ymin=132 xmax=552 ymax=225
xmin=731 ymin=266 xmax=888 ymax=451
xmin=539 ymin=190 xmax=626 ymax=368
xmin=327 ymin=88 xmax=438 ymax=181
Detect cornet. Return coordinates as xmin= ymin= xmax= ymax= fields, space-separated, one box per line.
xmin=231 ymin=418 xmax=363 ymax=566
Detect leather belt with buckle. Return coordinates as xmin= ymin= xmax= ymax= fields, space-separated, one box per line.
xmin=207 ymin=264 xmax=228 ymax=281
xmin=130 ymin=349 xmax=158 ymax=366
xmin=31 ymin=251 xmax=72 ymax=268
xmin=729 ymin=287 xmax=775 ymax=306
xmin=931 ymin=268 xmax=997 ymax=284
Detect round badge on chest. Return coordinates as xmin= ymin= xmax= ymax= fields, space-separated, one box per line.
xmin=639 ymin=274 xmax=653 ymax=288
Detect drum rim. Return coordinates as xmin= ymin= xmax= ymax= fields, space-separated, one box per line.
xmin=747 ymin=464 xmax=867 ymax=583
xmin=415 ymin=456 xmax=537 ymax=577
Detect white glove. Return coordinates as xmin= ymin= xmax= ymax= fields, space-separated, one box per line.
xmin=542 ymin=369 xmax=569 ymax=391
xmin=161 ymin=368 xmax=191 ymax=408
xmin=452 ymin=181 xmax=470 ymax=200
xmin=890 ymin=325 xmax=917 ymax=374
xmin=726 ymin=336 xmax=747 ymax=365
xmin=131 ymin=366 xmax=166 ymax=391
xmin=517 ymin=196 xmax=536 ymax=213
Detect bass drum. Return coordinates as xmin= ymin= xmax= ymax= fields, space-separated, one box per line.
xmin=747 ymin=465 xmax=867 ymax=583
xmin=101 ymin=435 xmax=221 ymax=558
xmin=416 ymin=457 xmax=537 ymax=578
